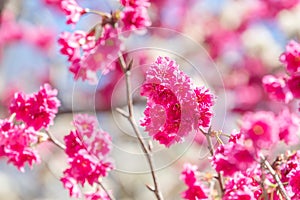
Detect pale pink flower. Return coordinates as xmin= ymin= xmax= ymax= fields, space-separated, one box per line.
xmin=140 ymin=57 xmax=200 ymax=147
xmin=240 ymin=111 xmax=279 ymax=150
xmin=61 ymin=0 xmax=86 ymax=25
xmin=280 ymin=40 xmax=300 ymax=75
xmin=85 ymin=188 xmax=111 ymax=200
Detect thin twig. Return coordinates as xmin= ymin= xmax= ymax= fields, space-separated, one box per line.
xmin=45 ymin=130 xmax=66 ymax=150
xmin=97 ymin=181 xmax=115 ymax=200
xmin=260 ymin=158 xmax=268 ymax=200
xmin=260 ymin=155 xmax=291 ymax=200
xmin=118 ymin=54 xmax=164 ymax=200
xmin=201 ymin=128 xmax=225 ymax=197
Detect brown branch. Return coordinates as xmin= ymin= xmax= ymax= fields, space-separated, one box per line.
xmin=260 ymin=155 xmax=291 ymax=200
xmin=45 ymin=130 xmax=66 ymax=150
xmin=118 ymin=54 xmax=164 ymax=200
xmin=201 ymin=128 xmax=225 ymax=197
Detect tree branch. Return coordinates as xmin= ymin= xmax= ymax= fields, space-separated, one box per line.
xmin=117 ymin=54 xmax=164 ymax=200
xmin=260 ymin=155 xmax=291 ymax=200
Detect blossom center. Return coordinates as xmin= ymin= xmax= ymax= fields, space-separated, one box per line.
xmin=252 ymin=125 xmax=264 ymax=135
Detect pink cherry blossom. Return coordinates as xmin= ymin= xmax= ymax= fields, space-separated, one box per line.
xmin=0 ymin=120 xmax=40 ymax=172
xmin=287 ymin=74 xmax=300 ymax=98
xmin=61 ymin=0 xmax=86 ymax=25
xmin=85 ymin=188 xmax=111 ymax=200
xmin=9 ymin=83 xmax=60 ymax=131
xmin=61 ymin=176 xmax=81 ymax=198
xmin=277 ymin=109 xmax=300 ymax=145
xmin=262 ymin=75 xmax=293 ymax=103
xmin=280 ymin=40 xmax=300 ymax=75
xmin=140 ymin=56 xmax=200 ymax=147
xmin=240 ymin=111 xmax=279 ymax=150
xmin=120 ymin=0 xmax=150 ymax=8
xmin=121 ymin=6 xmax=151 ymax=32
xmin=212 ymin=132 xmax=257 ymax=176
xmin=181 ymin=163 xmax=208 ymax=200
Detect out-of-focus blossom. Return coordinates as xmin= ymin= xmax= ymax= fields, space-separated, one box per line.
xmin=277 ymin=109 xmax=300 ymax=145
xmin=287 ymin=74 xmax=300 ymax=98
xmin=240 ymin=111 xmax=279 ymax=150
xmin=61 ymin=0 xmax=86 ymax=25
xmin=120 ymin=6 xmax=151 ymax=32
xmin=280 ymin=40 xmax=300 ymax=75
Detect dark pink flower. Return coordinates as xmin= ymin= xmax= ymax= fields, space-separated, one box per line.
xmin=0 ymin=120 xmax=40 ymax=172
xmin=280 ymin=40 xmax=300 ymax=75
xmin=121 ymin=6 xmax=151 ymax=32
xmin=287 ymin=74 xmax=300 ymax=98
xmin=262 ymin=75 xmax=293 ymax=103
xmin=194 ymin=87 xmax=214 ymax=129
xmin=120 ymin=0 xmax=150 ymax=8
xmin=61 ymin=0 xmax=86 ymax=25
xmin=9 ymin=83 xmax=60 ymax=131
xmin=180 ymin=163 xmax=208 ymax=200
xmin=289 ymin=170 xmax=300 ymax=196
xmin=212 ymin=132 xmax=257 ymax=176
xmin=140 ymin=57 xmax=200 ymax=147
xmin=241 ymin=111 xmax=279 ymax=150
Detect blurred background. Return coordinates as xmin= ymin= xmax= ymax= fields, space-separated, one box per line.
xmin=0 ymin=0 xmax=300 ymax=199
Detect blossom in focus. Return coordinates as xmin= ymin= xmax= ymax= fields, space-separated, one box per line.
xmin=212 ymin=132 xmax=257 ymax=176
xmin=9 ymin=83 xmax=60 ymax=131
xmin=85 ymin=188 xmax=111 ymax=200
xmin=280 ymin=40 xmax=300 ymax=75
xmin=140 ymin=56 xmax=202 ymax=147
xmin=0 ymin=120 xmax=40 ymax=172
xmin=61 ymin=114 xmax=113 ymax=198
xmin=61 ymin=0 xmax=86 ymax=25
xmin=240 ymin=111 xmax=279 ymax=150
xmin=180 ymin=163 xmax=208 ymax=200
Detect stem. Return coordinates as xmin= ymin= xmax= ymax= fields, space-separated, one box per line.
xmin=45 ymin=130 xmax=66 ymax=150
xmin=260 ymin=155 xmax=291 ymax=200
xmin=97 ymin=181 xmax=114 ymax=200
xmin=260 ymin=158 xmax=268 ymax=200
xmin=201 ymin=128 xmax=225 ymax=196
xmin=118 ymin=54 xmax=164 ymax=200
xmin=85 ymin=8 xmax=111 ymax=18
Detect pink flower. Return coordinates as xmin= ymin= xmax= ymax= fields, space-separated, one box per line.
xmin=85 ymin=188 xmax=111 ymax=200
xmin=140 ymin=57 xmax=200 ymax=147
xmin=212 ymin=132 xmax=257 ymax=176
xmin=280 ymin=40 xmax=300 ymax=75
xmin=240 ymin=111 xmax=279 ymax=150
xmin=287 ymin=74 xmax=300 ymax=98
xmin=223 ymin=172 xmax=259 ymax=200
xmin=0 ymin=120 xmax=40 ymax=172
xmin=277 ymin=109 xmax=300 ymax=145
xmin=61 ymin=114 xmax=114 ymax=198
xmin=194 ymin=87 xmax=214 ymax=129
xmin=61 ymin=0 xmax=86 ymax=25
xmin=120 ymin=6 xmax=151 ymax=32
xmin=289 ymin=170 xmax=300 ymax=196
xmin=262 ymin=75 xmax=293 ymax=103
xmin=9 ymin=83 xmax=60 ymax=131
xmin=61 ymin=176 xmax=81 ymax=198
xmin=120 ymin=0 xmax=150 ymax=8
xmin=180 ymin=163 xmax=208 ymax=200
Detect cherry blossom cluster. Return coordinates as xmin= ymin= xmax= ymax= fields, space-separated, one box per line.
xmin=58 ymin=0 xmax=151 ymax=83
xmin=0 ymin=83 xmax=60 ymax=171
xmin=61 ymin=114 xmax=113 ymax=198
xmin=140 ymin=56 xmax=214 ymax=147
xmin=263 ymin=40 xmax=300 ymax=109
